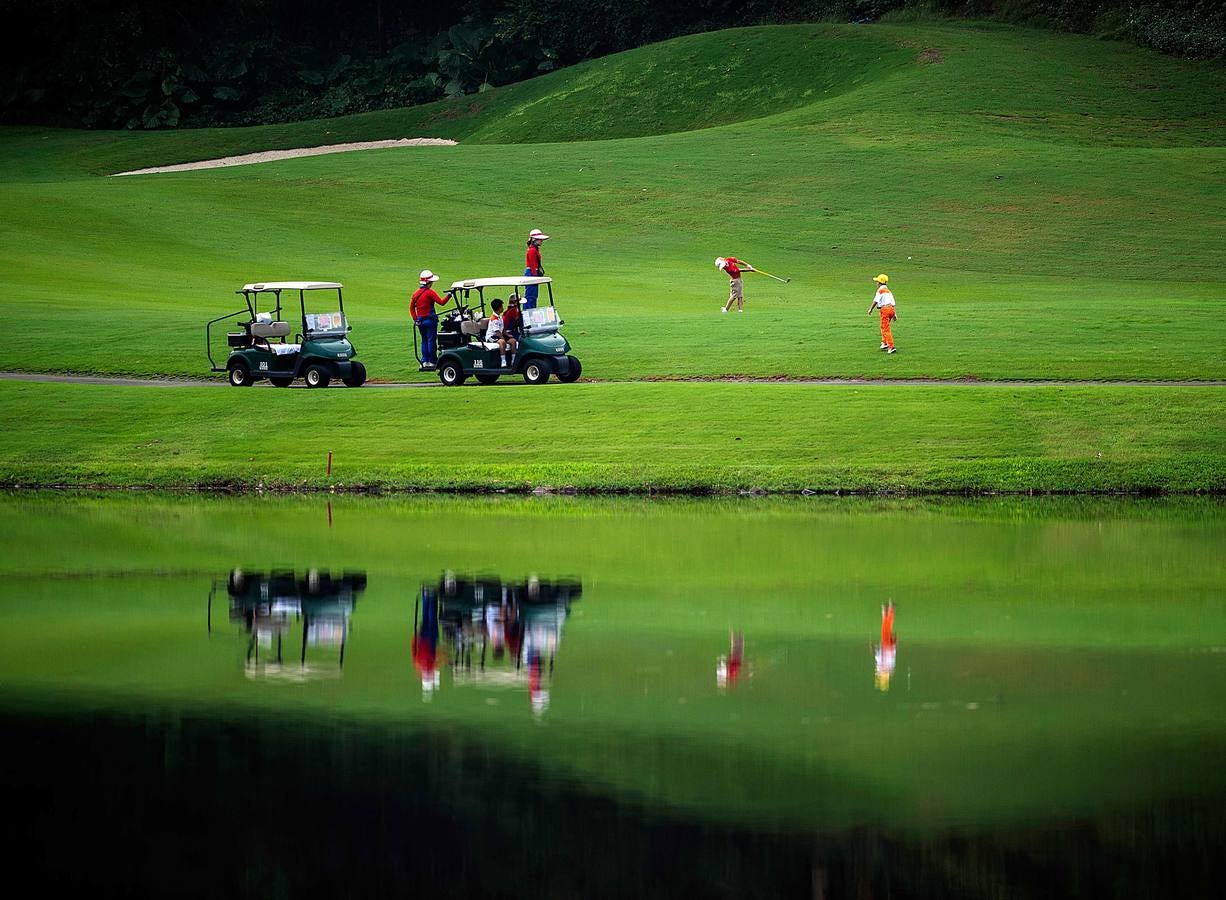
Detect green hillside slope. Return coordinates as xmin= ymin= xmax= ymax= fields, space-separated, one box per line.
xmin=0 ymin=21 xmax=1222 ymax=387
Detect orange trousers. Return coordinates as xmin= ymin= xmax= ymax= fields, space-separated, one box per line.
xmin=879 ymin=307 xmax=896 ymax=349
xmin=881 ymin=603 xmax=895 ymax=644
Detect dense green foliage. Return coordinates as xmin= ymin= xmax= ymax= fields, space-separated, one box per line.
xmin=2 ymin=1 xmax=1222 ymax=130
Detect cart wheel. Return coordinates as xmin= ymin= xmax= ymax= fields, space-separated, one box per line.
xmin=269 ymin=377 xmax=293 ymax=388
xmin=557 ymin=356 xmax=582 ymax=383
xmin=475 ymin=373 xmax=500 ymax=385
xmin=227 ymin=359 xmax=253 ymax=387
xmin=439 ymin=360 xmax=466 ymax=386
xmin=342 ymin=361 xmax=367 ymax=387
xmin=304 ymin=364 xmax=331 ymax=388
xmin=522 ymin=359 xmax=551 ymax=385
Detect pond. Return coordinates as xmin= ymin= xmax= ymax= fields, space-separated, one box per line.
xmin=1 ymin=494 xmax=1223 ymax=897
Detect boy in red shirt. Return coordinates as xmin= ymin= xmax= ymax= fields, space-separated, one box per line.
xmin=411 ymin=269 xmax=449 ymax=368
xmin=716 ymin=256 xmax=755 ymax=312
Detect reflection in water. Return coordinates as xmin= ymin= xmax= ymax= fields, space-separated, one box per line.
xmin=5 ymin=495 xmax=1226 ymax=898
xmin=209 ymin=569 xmax=367 ymax=680
xmin=716 ymin=630 xmax=747 ymax=691
xmin=875 ymin=601 xmax=897 ymax=691
xmin=415 ymin=573 xmax=581 ymax=715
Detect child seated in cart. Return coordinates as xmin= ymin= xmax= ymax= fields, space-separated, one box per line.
xmin=485 ymin=299 xmax=518 ymax=369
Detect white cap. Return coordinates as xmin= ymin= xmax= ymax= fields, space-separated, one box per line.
xmin=528 ymin=229 xmax=550 ymax=241
xmin=715 ymin=257 xmax=727 ymax=270
xmin=419 ymin=269 xmax=439 ymax=283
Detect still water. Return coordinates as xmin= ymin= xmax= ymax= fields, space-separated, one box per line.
xmin=1 ymin=495 xmax=1224 ymax=897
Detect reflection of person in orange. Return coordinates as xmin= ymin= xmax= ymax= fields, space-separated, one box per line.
xmin=874 ymin=602 xmax=897 ymax=691
xmin=413 ymin=586 xmax=443 ymax=697
xmin=716 ymin=630 xmax=746 ymax=691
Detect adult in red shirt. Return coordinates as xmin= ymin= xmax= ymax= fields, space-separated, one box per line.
xmin=523 ymin=228 xmax=549 ymax=308
xmin=411 ymin=269 xmax=449 ymax=368
xmin=716 ymin=256 xmax=755 ymax=312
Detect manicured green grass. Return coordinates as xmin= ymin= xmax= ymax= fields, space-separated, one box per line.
xmin=1 ymin=380 xmax=1221 ymax=492
xmin=0 ymin=22 xmax=1222 ymax=383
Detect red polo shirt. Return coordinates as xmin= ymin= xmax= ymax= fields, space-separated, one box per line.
xmin=723 ymin=257 xmax=742 ymax=279
xmin=411 ymin=286 xmax=447 ymax=320
xmin=526 ymin=244 xmax=543 ymax=274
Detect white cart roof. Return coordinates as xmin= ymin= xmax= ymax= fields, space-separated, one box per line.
xmin=448 ymin=276 xmax=552 ymax=290
xmin=239 ymin=281 xmax=343 ymax=292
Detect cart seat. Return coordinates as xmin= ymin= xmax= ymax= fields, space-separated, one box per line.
xmin=460 ymin=320 xmax=483 ymax=337
xmin=251 ymin=320 xmax=291 ymax=340
xmin=477 ymin=341 xmax=505 ymax=351
xmin=266 ymin=343 xmax=300 ymax=356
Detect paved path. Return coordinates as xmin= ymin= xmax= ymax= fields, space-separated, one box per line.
xmin=4 ymin=372 xmax=1224 ymax=389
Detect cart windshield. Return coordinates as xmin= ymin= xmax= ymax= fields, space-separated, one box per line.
xmin=305 ymin=311 xmax=347 ymax=336
xmin=523 ymin=306 xmax=560 ymax=333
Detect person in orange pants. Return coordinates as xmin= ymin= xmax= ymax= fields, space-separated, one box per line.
xmin=866 ymin=273 xmax=897 ymax=353
xmin=874 ymin=602 xmax=897 ymax=691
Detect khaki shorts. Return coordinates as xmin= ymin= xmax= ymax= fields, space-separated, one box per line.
xmin=728 ymin=278 xmax=743 ymax=301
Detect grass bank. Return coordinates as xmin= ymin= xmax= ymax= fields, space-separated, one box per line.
xmin=0 ymin=380 xmax=1221 ymax=493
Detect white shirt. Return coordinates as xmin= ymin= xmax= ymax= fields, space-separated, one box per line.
xmin=874 ymin=287 xmax=895 ymax=308
xmin=485 ymin=313 xmax=503 ymax=341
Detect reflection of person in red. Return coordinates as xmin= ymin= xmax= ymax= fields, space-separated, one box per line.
xmin=528 ymin=650 xmax=547 ymax=716
xmin=874 ymin=602 xmax=897 ymax=692
xmin=716 ymin=630 xmax=746 ymax=691
xmin=412 ymin=587 xmax=443 ymax=697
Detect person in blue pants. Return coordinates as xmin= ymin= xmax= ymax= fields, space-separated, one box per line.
xmin=523 ymin=228 xmax=550 ymax=309
xmin=410 ymin=269 xmax=449 ymax=368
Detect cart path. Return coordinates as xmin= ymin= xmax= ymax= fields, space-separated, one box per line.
xmin=4 ymin=372 xmax=1224 ymax=389
xmin=109 ymin=138 xmax=457 ymax=176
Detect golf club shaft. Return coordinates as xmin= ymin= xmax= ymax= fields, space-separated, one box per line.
xmin=751 ymin=269 xmax=791 ymax=284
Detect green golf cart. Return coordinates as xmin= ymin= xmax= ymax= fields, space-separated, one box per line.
xmin=208 ymin=568 xmax=368 ymax=678
xmin=207 ymin=281 xmax=367 ymax=388
xmin=419 ymin=276 xmax=582 ymax=386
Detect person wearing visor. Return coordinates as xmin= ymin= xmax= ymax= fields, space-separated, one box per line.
xmin=523 ymin=228 xmax=549 ymax=309
xmin=411 ymin=269 xmax=449 ymax=369
xmin=867 ymin=273 xmax=897 ymax=353
xmin=716 ymin=256 xmax=754 ymax=313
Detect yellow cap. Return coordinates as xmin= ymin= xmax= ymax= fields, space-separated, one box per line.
xmin=874 ymin=274 xmax=889 ymax=285
xmin=875 ymin=671 xmax=891 ymax=692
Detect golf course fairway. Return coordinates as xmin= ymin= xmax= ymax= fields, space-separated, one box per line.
xmin=1 ymin=19 xmax=1223 ymax=493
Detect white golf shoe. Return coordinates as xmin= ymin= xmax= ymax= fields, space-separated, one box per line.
xmin=721 ymin=307 xmax=728 ymax=313
xmin=880 ymin=342 xmax=888 ymax=350
xmin=887 ymin=347 xmax=897 ymax=354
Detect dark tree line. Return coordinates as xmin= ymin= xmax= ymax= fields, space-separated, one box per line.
xmin=1 ymin=0 xmax=1221 ymax=129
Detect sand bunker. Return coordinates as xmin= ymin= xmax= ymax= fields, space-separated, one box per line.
xmin=111 ymin=138 xmax=457 ymax=176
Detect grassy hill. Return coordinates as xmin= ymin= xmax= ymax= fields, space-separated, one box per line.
xmin=0 ymin=20 xmax=1222 ymax=491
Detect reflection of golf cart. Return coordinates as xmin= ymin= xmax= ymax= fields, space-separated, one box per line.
xmin=418 ymin=276 xmax=582 ymax=386
xmin=415 ymin=573 xmax=581 ymax=712
xmin=208 ymin=569 xmax=367 ymax=678
xmin=206 ymin=281 xmax=367 ymax=388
